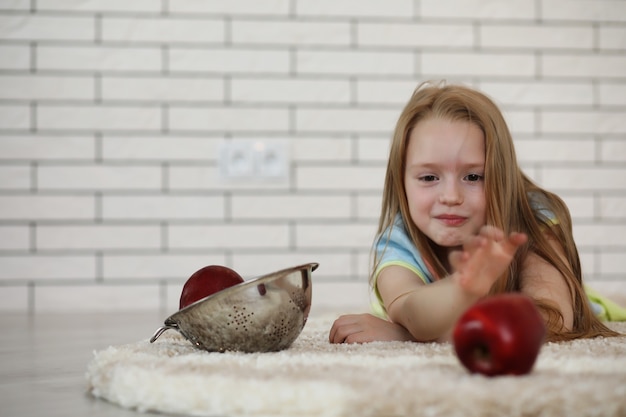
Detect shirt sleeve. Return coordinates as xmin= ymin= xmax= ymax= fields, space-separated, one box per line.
xmin=371 ymin=217 xmax=434 ymax=317
xmin=374 ymin=223 xmax=432 ymax=285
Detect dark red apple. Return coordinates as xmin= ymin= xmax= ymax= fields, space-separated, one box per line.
xmin=452 ymin=293 xmax=546 ymax=377
xmin=179 ymin=265 xmax=244 ymax=309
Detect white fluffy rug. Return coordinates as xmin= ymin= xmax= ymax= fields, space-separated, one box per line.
xmin=86 ymin=316 xmax=626 ymax=417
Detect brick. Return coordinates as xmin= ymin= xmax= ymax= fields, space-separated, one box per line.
xmin=573 ymin=223 xmax=626 ymax=247
xmin=421 ymin=0 xmax=535 ymax=20
xmin=541 ymin=1 xmax=626 ymax=23
xmin=358 ymin=22 xmax=474 ymax=48
xmin=599 ymin=196 xmax=626 ymax=220
xmin=102 ymin=16 xmax=224 ymax=43
xmin=101 ymin=76 xmax=223 ymax=102
xmin=164 ymin=282 xmax=182 ymax=311
xmin=0 ymin=195 xmax=94 ymax=220
xmin=357 ymin=137 xmax=390 ymax=162
xmin=598 ymin=82 xmax=626 ymax=106
xmin=231 ymin=194 xmax=351 ymax=219
xmin=514 ymin=138 xmax=595 ymax=163
xmin=297 ymin=50 xmax=414 ymax=76
xmin=297 ymin=0 xmax=412 ymax=18
xmin=101 ymin=135 xmax=219 ymax=160
xmin=232 ymin=20 xmax=350 ymax=46
xmin=480 ymin=25 xmax=593 ymax=50
xmin=232 ymin=251 xmax=352 ymax=279
xmin=599 ymin=27 xmax=626 ymax=50
xmin=296 ymin=165 xmax=385 ymax=191
xmin=520 ymin=164 xmax=540 ymax=183
xmin=169 ymin=47 xmax=289 ymax=74
xmin=296 ymin=108 xmax=398 ymax=134
xmin=0 ymin=255 xmax=95 ymax=280
xmin=0 ymin=135 xmax=94 ymax=160
xmin=422 ymin=52 xmax=536 ymax=77
xmin=103 ymin=253 xmax=227 ymax=280
xmin=0 ymin=104 xmax=30 ymax=130
xmin=0 ymin=287 xmax=28 ymax=311
xmin=295 ymin=223 xmax=377 ymax=249
xmin=558 ymin=194 xmax=595 ymax=219
xmin=0 ymin=225 xmax=29 ymax=250
xmin=312 ymin=282 xmax=371 ymax=314
xmin=541 ymin=167 xmax=626 ymax=191
xmin=578 ymin=251 xmax=595 ymax=276
xmin=291 ymin=137 xmax=352 ymax=162
xmin=170 ymin=0 xmax=290 ymax=15
xmin=0 ymin=14 xmax=93 ymax=41
xmin=0 ymin=74 xmax=93 ymax=100
xmin=599 ymin=252 xmax=626 ymax=275
xmin=102 ymin=195 xmax=225 ymax=220
xmin=231 ymin=78 xmax=350 ymax=104
xmin=480 ymin=81 xmax=594 ymax=106
xmin=541 ymin=110 xmax=626 ymax=134
xmin=168 ymin=165 xmax=289 ymax=191
xmin=542 ymin=54 xmax=626 ymax=78
xmin=168 ymin=223 xmax=290 ymax=249
xmin=0 ymin=45 xmax=29 ymax=70
xmin=499 ymin=109 xmax=535 ymax=135
xmin=355 ymin=250 xmax=373 ymax=279
xmin=36 ymin=224 xmax=161 ymax=250
xmin=34 ymin=284 xmax=161 ymax=312
xmin=357 ymin=79 xmax=423 ymax=105
xmin=355 ymin=193 xmax=383 ymax=220
xmin=169 ymin=106 xmax=288 ymax=132
xmin=0 ymin=165 xmax=31 ymax=190
xmin=600 ymin=139 xmax=626 ymax=162
xmin=38 ymin=46 xmax=161 ymax=72
xmin=37 ymin=165 xmax=161 ymax=190
xmin=37 ymin=0 xmax=162 ymax=13
xmin=37 ymin=105 xmax=161 ymax=131
xmin=0 ymin=0 xmax=30 ymax=10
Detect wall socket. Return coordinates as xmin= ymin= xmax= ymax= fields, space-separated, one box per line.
xmin=219 ymin=140 xmax=289 ymax=180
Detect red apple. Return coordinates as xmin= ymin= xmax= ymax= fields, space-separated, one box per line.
xmin=179 ymin=265 xmax=244 ymax=309
xmin=452 ymin=293 xmax=546 ymax=377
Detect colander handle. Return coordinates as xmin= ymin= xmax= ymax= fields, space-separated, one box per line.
xmin=149 ymin=323 xmax=178 ymax=343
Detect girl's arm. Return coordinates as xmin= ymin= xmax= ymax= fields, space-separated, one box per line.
xmin=519 ymin=239 xmax=574 ymax=331
xmin=378 ymin=226 xmax=527 ymax=342
xmin=329 ymin=226 xmax=527 ymax=344
xmin=376 ymin=267 xmax=475 ymax=342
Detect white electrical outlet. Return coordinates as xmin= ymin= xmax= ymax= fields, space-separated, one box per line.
xmin=218 ymin=140 xmax=288 ymax=180
xmin=219 ymin=140 xmax=254 ymax=179
xmin=253 ymin=141 xmax=288 ymax=178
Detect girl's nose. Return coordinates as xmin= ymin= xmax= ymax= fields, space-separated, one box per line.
xmin=439 ymin=181 xmax=463 ymax=205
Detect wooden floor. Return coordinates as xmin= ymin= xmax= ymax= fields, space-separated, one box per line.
xmin=0 ymin=311 xmax=174 ymax=417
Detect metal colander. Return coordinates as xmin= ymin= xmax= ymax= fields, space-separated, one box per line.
xmin=150 ymin=262 xmax=318 ymax=353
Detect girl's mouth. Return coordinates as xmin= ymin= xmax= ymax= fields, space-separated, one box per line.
xmin=436 ymin=214 xmax=467 ymax=227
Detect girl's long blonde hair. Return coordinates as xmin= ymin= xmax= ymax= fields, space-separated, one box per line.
xmin=373 ymin=81 xmax=618 ymax=342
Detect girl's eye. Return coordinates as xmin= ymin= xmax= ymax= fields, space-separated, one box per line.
xmin=465 ymin=174 xmax=483 ymax=182
xmin=419 ymin=175 xmax=438 ymax=182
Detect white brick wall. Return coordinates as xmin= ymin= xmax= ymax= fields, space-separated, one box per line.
xmin=0 ymin=0 xmax=624 ymax=313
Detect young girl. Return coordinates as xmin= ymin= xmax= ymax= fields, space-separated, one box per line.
xmin=329 ymin=81 xmax=620 ymax=344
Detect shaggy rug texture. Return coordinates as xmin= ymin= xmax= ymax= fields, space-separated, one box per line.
xmin=86 ymin=316 xmax=626 ymax=417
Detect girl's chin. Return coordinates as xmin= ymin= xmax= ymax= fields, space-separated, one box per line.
xmin=430 ymin=234 xmax=467 ymax=248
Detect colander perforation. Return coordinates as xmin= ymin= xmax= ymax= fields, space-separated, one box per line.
xmin=227 ymin=306 xmax=255 ymax=331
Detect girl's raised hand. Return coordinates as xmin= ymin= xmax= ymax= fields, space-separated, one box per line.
xmin=449 ymin=226 xmax=528 ymax=297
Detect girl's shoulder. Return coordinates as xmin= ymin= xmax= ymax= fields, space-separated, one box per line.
xmin=528 ymin=191 xmax=558 ymax=226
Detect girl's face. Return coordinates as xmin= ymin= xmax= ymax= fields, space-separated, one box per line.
xmin=404 ymin=117 xmax=487 ymax=251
